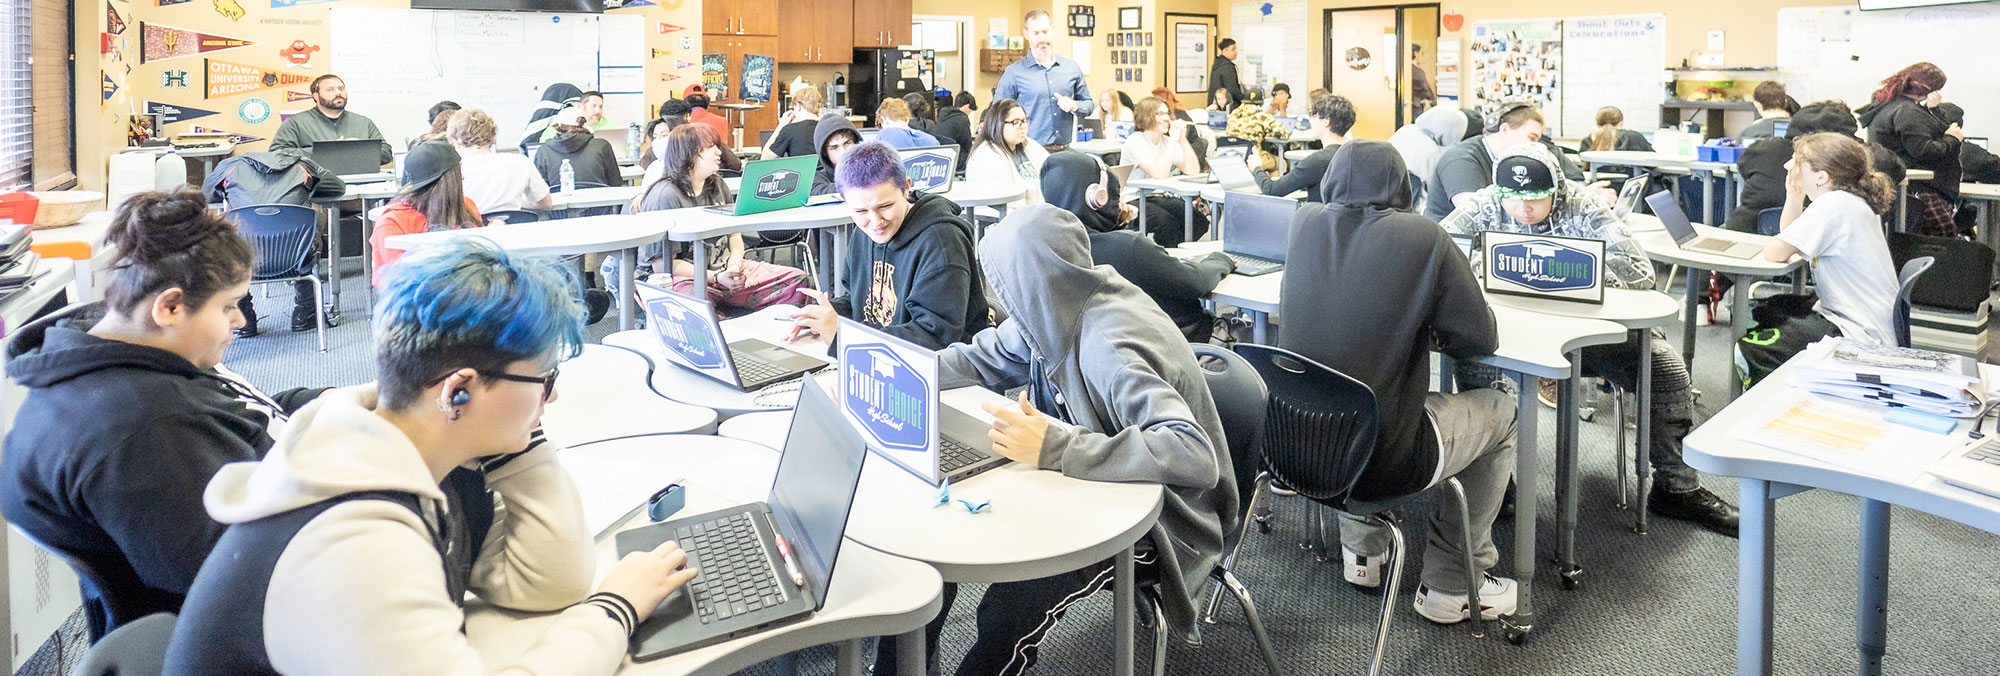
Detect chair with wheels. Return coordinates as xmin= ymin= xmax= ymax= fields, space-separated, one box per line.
xmin=1894 ymin=256 xmax=1936 ymax=348
xmin=71 ymin=613 xmax=176 ymax=676
xmin=223 ymin=204 xmax=330 ymax=352
xmin=481 ymin=209 xmax=543 ymax=224
xmin=1234 ymin=344 xmax=1487 ymax=675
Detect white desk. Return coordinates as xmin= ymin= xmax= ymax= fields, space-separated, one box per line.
xmin=382 ymin=214 xmax=673 ymax=331
xmin=840 ymin=378 xmax=1164 ymax=676
xmin=552 ymin=185 xmax=645 ymax=212
xmin=1684 ymin=360 xmax=2000 ymax=676
xmin=621 ymin=164 xmax=646 ymax=185
xmin=1281 ymin=149 xmax=1313 ymax=162
xmin=601 ymin=306 xmax=834 ymax=419
xmin=716 ymin=410 xmax=791 ymax=451
xmin=1632 ymin=227 xmax=1804 ymax=399
xmin=467 ymin=435 xmax=944 ymax=676
xmin=337 ymin=171 xmax=396 ymax=184
xmin=660 ymin=204 xmax=853 ymax=293
xmin=1071 ymin=138 xmax=1124 ymax=158
xmin=1128 ymin=176 xmax=1210 ymax=244
xmin=541 ymin=344 xmax=719 ymax=447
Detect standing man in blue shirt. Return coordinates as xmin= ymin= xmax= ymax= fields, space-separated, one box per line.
xmin=994 ymin=9 xmax=1093 ymax=152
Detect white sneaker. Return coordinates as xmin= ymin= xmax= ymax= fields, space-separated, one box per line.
xmin=1413 ymin=574 xmax=1519 ymax=624
xmin=1341 ymin=547 xmax=1384 ymax=588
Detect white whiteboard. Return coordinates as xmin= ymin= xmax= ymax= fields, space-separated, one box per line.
xmin=328 ymin=7 xmax=645 ymax=150
xmin=1779 ymin=4 xmax=2000 ymax=137
xmin=1560 ymin=14 xmax=1665 ymax=139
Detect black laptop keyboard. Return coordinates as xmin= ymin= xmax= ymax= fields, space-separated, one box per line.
xmin=940 ymin=436 xmax=990 ymax=474
xmin=730 ymin=350 xmax=792 ymax=384
xmin=676 ymin=514 xmax=785 ymax=624
xmin=1225 ymin=253 xmax=1282 ymax=274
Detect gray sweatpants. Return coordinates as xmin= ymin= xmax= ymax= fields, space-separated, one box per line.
xmin=1335 ymin=388 xmax=1517 ymax=595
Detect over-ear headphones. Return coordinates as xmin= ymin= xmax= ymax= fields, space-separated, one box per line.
xmin=1485 ymin=100 xmax=1536 ymax=134
xmin=449 ymin=390 xmax=470 ymax=407
xmin=1086 ymin=158 xmax=1111 ymax=210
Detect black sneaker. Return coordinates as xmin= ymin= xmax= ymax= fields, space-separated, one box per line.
xmin=234 ymin=321 xmax=262 ymax=338
xmin=291 ymin=306 xmax=333 ymax=332
xmin=583 ymin=289 xmax=612 ymax=325
xmin=1648 ymin=486 xmax=1740 ymax=538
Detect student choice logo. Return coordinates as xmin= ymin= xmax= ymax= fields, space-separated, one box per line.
xmin=842 ymin=344 xmax=929 ymax=453
xmin=1490 ymin=238 xmax=1598 ymax=293
xmin=647 ymin=298 xmax=724 ymax=370
xmin=756 ymin=169 xmax=801 ymax=201
xmin=903 ymin=153 xmax=952 ymax=192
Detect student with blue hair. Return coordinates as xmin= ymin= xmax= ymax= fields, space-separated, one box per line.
xmin=788 ymin=141 xmax=990 ymax=350
xmin=165 ymin=239 xmax=698 ymax=675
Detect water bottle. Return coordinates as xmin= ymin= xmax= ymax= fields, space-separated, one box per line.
xmin=627 ymin=123 xmax=643 ymax=160
xmin=154 ymin=150 xmax=187 ymax=191
xmin=559 ymin=159 xmax=576 ymax=198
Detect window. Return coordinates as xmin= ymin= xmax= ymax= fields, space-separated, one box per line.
xmin=0 ymin=0 xmax=75 ymax=192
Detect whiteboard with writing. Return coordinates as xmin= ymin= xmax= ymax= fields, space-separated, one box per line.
xmin=1560 ymin=14 xmax=1665 ymax=139
xmin=329 ymin=7 xmax=645 ymax=150
xmin=1779 ymin=4 xmax=2000 ymax=137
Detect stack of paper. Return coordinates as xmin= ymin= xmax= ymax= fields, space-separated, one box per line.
xmin=1788 ymin=338 xmax=1986 ymax=417
xmin=1731 ymin=389 xmax=1961 ymax=483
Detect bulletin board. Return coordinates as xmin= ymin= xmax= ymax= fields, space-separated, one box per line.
xmin=1228 ymin=0 xmax=1307 ymax=99
xmin=1779 ymin=4 xmax=2000 ymax=136
xmin=1470 ymin=14 xmax=1666 ymax=139
xmin=328 ymin=7 xmax=645 ymax=149
xmin=1469 ymin=19 xmax=1565 ymax=132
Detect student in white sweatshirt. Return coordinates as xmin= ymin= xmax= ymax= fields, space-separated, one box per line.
xmin=163 ymin=239 xmax=697 ymax=675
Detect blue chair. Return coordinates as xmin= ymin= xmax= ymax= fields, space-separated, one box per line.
xmin=72 ymin=612 xmax=175 ymax=676
xmin=1894 ymin=256 xmax=1936 ymax=348
xmin=1408 ymin=171 xmax=1426 ymax=206
xmin=224 ymin=204 xmax=328 ymax=352
xmin=481 ymin=209 xmax=542 ymax=224
xmin=10 ymin=524 xmax=130 ymax=643
xmin=1184 ymin=344 xmax=1283 ymax=676
xmin=1756 ymin=207 xmax=1783 ymax=236
xmin=1234 ymin=344 xmax=1487 ymax=673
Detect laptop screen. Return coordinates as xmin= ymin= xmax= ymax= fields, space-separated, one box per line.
xmin=767 ymin=377 xmax=866 ymax=606
xmin=1210 ymin=146 xmax=1253 ymax=186
xmin=634 ymin=281 xmax=738 ymax=384
xmin=1612 ymin=177 xmax=1649 ymax=218
xmin=1969 ymin=137 xmax=1990 ymax=150
xmin=836 ymin=320 xmax=943 ymax=482
xmin=1643 ymin=190 xmax=1699 ymax=244
xmin=896 ymin=145 xmax=959 ymax=194
xmin=1222 ymin=192 xmax=1299 ymax=262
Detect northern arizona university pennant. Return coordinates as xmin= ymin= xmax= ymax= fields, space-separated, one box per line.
xmin=145 ymin=101 xmax=219 ymax=124
xmin=141 ymin=22 xmax=256 ymax=63
xmin=191 ymin=125 xmax=265 ymax=145
xmin=205 ymin=58 xmax=310 ymax=98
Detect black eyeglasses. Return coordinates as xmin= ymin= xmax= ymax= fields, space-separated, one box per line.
xmin=482 ymin=367 xmax=560 ymax=401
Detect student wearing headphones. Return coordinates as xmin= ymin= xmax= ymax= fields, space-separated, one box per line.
xmin=165 ymin=239 xmax=698 ymax=675
xmin=1425 ymin=101 xmax=1597 ymax=221
xmin=1442 ymin=144 xmax=1740 ymax=537
xmin=0 ymin=190 xmax=330 ymax=640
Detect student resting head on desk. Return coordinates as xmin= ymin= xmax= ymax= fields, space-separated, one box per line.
xmin=1737 ymin=132 xmax=1902 ymax=387
xmin=164 ymin=239 xmax=698 ymax=676
xmin=369 ymin=141 xmax=484 ymax=288
xmin=1441 ymin=143 xmax=1742 ymax=537
xmin=787 ymin=141 xmax=990 ymax=351
xmin=0 ymin=189 xmax=332 ymax=640
xmin=871 ymin=203 xmax=1236 ymax=676
xmin=632 ymin=125 xmax=811 ymax=312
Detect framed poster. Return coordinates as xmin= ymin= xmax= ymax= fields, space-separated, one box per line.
xmin=1119 ymin=7 xmax=1142 ymax=30
xmin=1173 ymin=22 xmax=1209 ymax=93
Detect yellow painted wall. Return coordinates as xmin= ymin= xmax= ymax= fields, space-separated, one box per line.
xmin=916 ymin=0 xmax=1021 ymax=98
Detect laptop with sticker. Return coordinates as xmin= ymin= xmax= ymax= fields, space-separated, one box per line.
xmin=1478 ymin=230 xmax=1607 ymax=304
xmin=1612 ymin=176 xmax=1649 ymax=219
xmin=837 ymin=319 xmax=1009 ymax=486
xmin=895 ymin=145 xmax=959 ymax=194
xmin=636 ymin=281 xmax=827 ymax=391
xmin=706 ymin=155 xmax=818 ymax=216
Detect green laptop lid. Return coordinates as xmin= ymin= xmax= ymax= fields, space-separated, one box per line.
xmin=730 ymin=155 xmax=820 ymax=216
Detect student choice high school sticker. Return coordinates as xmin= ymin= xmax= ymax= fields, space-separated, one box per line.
xmin=645 ymin=295 xmax=725 ymax=372
xmin=1480 ymin=231 xmax=1605 ymax=304
xmin=842 ymin=343 xmax=929 ymax=455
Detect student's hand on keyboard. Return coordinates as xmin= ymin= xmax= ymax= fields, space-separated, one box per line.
xmin=981 ymin=392 xmax=1049 ymax=466
xmin=786 ymin=288 xmax=838 ymax=343
xmin=598 ymin=541 xmax=700 ymax=622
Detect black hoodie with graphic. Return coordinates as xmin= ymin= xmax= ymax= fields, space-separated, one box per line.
xmin=532 ymin=128 xmax=622 ymax=189
xmin=0 ymin=304 xmax=324 ymax=638
xmin=832 ymin=191 xmax=991 ymax=350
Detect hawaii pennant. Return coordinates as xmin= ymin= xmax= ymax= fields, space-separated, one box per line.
xmin=141 ymin=22 xmax=257 ymax=64
xmin=145 ymin=101 xmax=219 ymax=124
xmin=107 ymin=3 xmax=128 ymax=34
xmin=192 ymin=125 xmax=265 ymax=145
xmin=205 ymin=58 xmax=310 ymax=98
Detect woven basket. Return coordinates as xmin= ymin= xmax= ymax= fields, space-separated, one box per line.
xmin=29 ymin=191 xmax=103 ymax=229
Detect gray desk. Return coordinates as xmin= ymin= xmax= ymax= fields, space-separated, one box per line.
xmin=1632 ymin=227 xmax=1803 ymax=399
xmin=382 ymin=213 xmax=674 ymax=330
xmin=1684 ymin=359 xmax=2000 ymax=675
xmin=1128 ymin=175 xmax=1210 ymax=244
xmin=660 ymin=204 xmax=854 ymax=294
xmin=1581 ymin=150 xmax=1732 ymax=222
xmin=540 ymin=344 xmax=719 ymax=446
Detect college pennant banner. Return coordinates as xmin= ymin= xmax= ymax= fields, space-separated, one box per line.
xmin=140 ymin=22 xmax=257 ymax=64
xmin=145 ymin=101 xmax=220 ymax=124
xmin=205 ymin=58 xmax=311 ymax=98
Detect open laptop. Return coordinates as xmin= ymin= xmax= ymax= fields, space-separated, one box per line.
xmin=1612 ymin=176 xmax=1649 ymax=219
xmin=615 ymin=376 xmax=866 ymax=659
xmin=896 ymin=145 xmax=959 ymax=194
xmin=705 ymin=155 xmax=818 ymax=216
xmin=1218 ymin=191 xmax=1299 ymax=276
xmin=1931 ymin=434 xmax=2000 ymax=499
xmin=1645 ymin=190 xmax=1763 ymax=259
xmin=1967 ymin=137 xmax=1989 ymax=150
xmin=1202 ymin=146 xmax=1256 ymax=190
xmin=307 ymin=138 xmax=384 ymax=176
xmin=837 ymin=320 xmax=1008 ymax=486
xmin=635 ymin=281 xmax=827 ymax=391
xmin=1109 ymin=163 xmax=1135 ymax=186
xmin=593 ymin=127 xmax=630 ymax=152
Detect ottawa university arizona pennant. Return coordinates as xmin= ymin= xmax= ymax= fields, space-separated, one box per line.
xmin=140 ymin=22 xmax=256 ymax=64
xmin=205 ymin=59 xmax=310 ymax=98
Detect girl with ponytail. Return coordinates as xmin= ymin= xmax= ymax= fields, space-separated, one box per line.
xmin=1858 ymin=61 xmax=1965 ymax=236
xmin=1737 ymin=133 xmax=1903 ymax=385
xmin=1581 ymin=106 xmax=1653 ymax=152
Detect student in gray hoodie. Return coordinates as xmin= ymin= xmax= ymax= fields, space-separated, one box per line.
xmin=914 ymin=204 xmax=1236 ymax=675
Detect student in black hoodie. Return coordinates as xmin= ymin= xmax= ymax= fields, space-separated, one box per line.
xmin=934 ymin=91 xmax=977 ymax=161
xmin=809 ymin=113 xmax=863 ymax=196
xmin=1858 ymin=62 xmax=1964 ymax=237
xmin=787 ymin=142 xmax=990 ymax=349
xmin=1724 ymin=101 xmax=1906 ymax=233
xmin=1935 ymin=103 xmax=2000 ymax=184
xmin=1247 ymin=92 xmax=1353 ymax=203
xmin=0 ymin=189 xmax=326 ymax=640
xmin=1041 ymin=151 xmax=1234 ymax=342
xmin=532 ymin=112 xmax=622 ymax=190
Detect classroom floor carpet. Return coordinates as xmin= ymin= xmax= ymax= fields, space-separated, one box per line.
xmin=182 ymin=267 xmax=2000 ymax=675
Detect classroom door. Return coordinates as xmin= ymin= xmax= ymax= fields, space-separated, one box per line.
xmin=1325 ymin=9 xmax=1399 ymax=140
xmin=1402 ymin=7 xmax=1439 ymax=126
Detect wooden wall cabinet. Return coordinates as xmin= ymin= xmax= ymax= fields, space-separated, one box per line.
xmin=779 ymin=0 xmax=854 ymax=63
xmin=852 ymin=0 xmax=913 ymax=48
xmin=704 ymin=0 xmax=777 ymax=36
